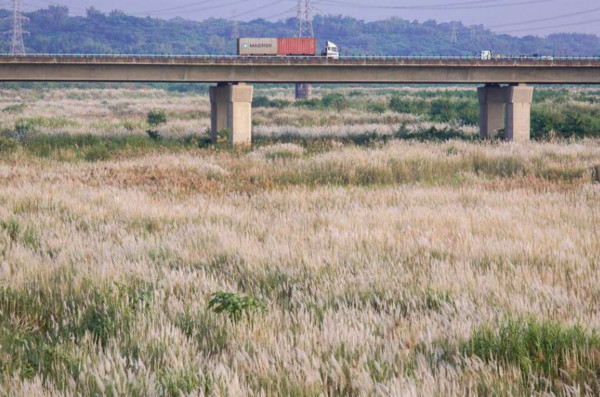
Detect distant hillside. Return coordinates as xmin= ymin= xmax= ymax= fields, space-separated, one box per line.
xmin=1 ymin=6 xmax=599 ymax=56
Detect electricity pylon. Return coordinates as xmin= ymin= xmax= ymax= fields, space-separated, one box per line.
xmin=6 ymin=0 xmax=28 ymax=55
xmin=296 ymin=0 xmax=314 ymax=99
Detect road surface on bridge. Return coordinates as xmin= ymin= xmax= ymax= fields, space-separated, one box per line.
xmin=0 ymin=55 xmax=599 ymax=84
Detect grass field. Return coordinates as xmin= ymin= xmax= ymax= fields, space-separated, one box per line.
xmin=1 ymin=85 xmax=600 ymax=396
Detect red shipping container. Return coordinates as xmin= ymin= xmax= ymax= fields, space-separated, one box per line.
xmin=277 ymin=38 xmax=317 ymax=56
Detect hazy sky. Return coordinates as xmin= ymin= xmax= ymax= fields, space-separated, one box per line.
xmin=23 ymin=0 xmax=600 ymax=36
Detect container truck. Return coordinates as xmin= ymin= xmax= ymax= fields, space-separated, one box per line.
xmin=237 ymin=38 xmax=339 ymax=58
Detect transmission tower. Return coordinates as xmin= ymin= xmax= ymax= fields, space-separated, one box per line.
xmin=231 ymin=10 xmax=239 ymax=41
xmin=6 ymin=0 xmax=28 ymax=55
xmin=295 ymin=0 xmax=314 ymax=99
xmin=296 ymin=0 xmax=313 ymax=38
xmin=450 ymin=22 xmax=458 ymax=44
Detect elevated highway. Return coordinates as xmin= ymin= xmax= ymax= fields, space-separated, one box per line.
xmin=1 ymin=55 xmax=599 ymax=84
xmin=1 ymin=55 xmax=600 ymax=143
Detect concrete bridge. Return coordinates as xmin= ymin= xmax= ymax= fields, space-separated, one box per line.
xmin=1 ymin=55 xmax=600 ymax=144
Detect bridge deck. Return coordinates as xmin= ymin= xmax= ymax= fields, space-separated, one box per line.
xmin=0 ymin=55 xmax=599 ymax=84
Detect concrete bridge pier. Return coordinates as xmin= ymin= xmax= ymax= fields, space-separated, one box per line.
xmin=478 ymin=84 xmax=534 ymax=141
xmin=210 ymin=83 xmax=254 ymax=145
xmin=505 ymin=84 xmax=534 ymax=142
xmin=477 ymin=85 xmax=506 ymax=138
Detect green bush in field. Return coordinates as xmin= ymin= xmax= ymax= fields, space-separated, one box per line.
xmin=366 ymin=103 xmax=388 ymax=114
xmin=431 ymin=99 xmax=478 ymax=125
xmin=84 ymin=145 xmax=111 ymax=162
xmin=0 ymin=136 xmax=18 ymax=153
xmin=0 ymin=280 xmax=154 ymax=381
xmin=2 ymin=103 xmax=26 ymax=113
xmin=271 ymin=99 xmax=291 ymax=109
xmin=253 ymin=96 xmax=271 ymax=108
xmin=389 ymin=95 xmax=478 ymax=125
xmin=321 ymin=93 xmax=348 ymax=111
xmin=395 ymin=126 xmax=477 ymax=141
xmin=208 ymin=291 xmax=265 ymax=322
xmin=532 ymin=105 xmax=600 ymax=139
xmin=294 ymin=98 xmax=321 ymax=110
xmin=430 ymin=98 xmax=458 ymax=123
xmin=14 ymin=118 xmax=36 ymax=140
xmin=389 ymin=96 xmax=429 ymax=116
xmin=253 ymin=96 xmax=291 ymax=109
xmin=147 ymin=110 xmax=167 ymax=141
xmin=464 ymin=318 xmax=600 ymax=389
xmin=147 ymin=110 xmax=167 ymax=127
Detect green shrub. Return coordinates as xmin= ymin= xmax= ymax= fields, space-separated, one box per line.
xmin=146 ymin=110 xmax=167 ymax=142
xmin=217 ymin=128 xmax=231 ymax=142
xmin=367 ymin=103 xmax=387 ymax=114
xmin=348 ymin=90 xmax=364 ymax=97
xmin=532 ymin=104 xmax=600 ymax=139
xmin=208 ymin=291 xmax=265 ymax=322
xmin=271 ymin=99 xmax=291 ymax=109
xmin=321 ymin=93 xmax=348 ymax=111
xmin=534 ymin=89 xmax=570 ymax=104
xmin=2 ymin=103 xmax=26 ymax=113
xmin=252 ymin=96 xmax=290 ymax=109
xmin=389 ymin=96 xmax=429 ymax=115
xmin=146 ymin=129 xmax=162 ymax=141
xmin=464 ymin=318 xmax=600 ymax=388
xmin=295 ymin=98 xmax=321 ymax=110
xmin=454 ymin=101 xmax=479 ymax=125
xmin=14 ymin=118 xmax=36 ymax=140
xmin=0 ymin=136 xmax=18 ymax=153
xmin=0 ymin=280 xmax=154 ymax=381
xmin=395 ymin=126 xmax=476 ymax=141
xmin=147 ymin=110 xmax=167 ymax=127
xmin=253 ymin=95 xmax=271 ymax=107
xmin=84 ymin=145 xmax=111 ymax=162
xmin=0 ymin=217 xmax=21 ymax=243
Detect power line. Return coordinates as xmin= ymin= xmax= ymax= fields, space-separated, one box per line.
xmin=230 ymin=0 xmax=288 ymax=19
xmin=263 ymin=6 xmax=297 ymax=21
xmin=22 ymin=0 xmax=86 ymax=12
xmin=489 ymin=5 xmax=600 ymax=28
xmin=129 ymin=0 xmax=221 ymax=16
xmin=497 ymin=17 xmax=600 ymax=34
xmin=136 ymin=0 xmax=248 ymax=17
xmin=317 ymin=0 xmax=556 ymax=11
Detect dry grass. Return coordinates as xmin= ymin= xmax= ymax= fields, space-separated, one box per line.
xmin=0 ymin=87 xmax=600 ymax=396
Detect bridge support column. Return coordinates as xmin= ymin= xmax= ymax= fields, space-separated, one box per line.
xmin=295 ymin=83 xmax=312 ymax=100
xmin=210 ymin=83 xmax=254 ymax=145
xmin=505 ymin=84 xmax=534 ymax=142
xmin=209 ymin=83 xmax=229 ymax=144
xmin=478 ymin=85 xmax=506 ymax=138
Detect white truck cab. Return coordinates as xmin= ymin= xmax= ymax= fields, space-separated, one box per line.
xmin=323 ymin=41 xmax=340 ymax=59
xmin=481 ymin=50 xmax=492 ymax=60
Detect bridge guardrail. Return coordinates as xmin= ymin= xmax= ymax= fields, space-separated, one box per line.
xmin=0 ymin=53 xmax=599 ymax=61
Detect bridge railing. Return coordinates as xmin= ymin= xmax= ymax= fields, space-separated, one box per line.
xmin=1 ymin=53 xmax=600 ymax=61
